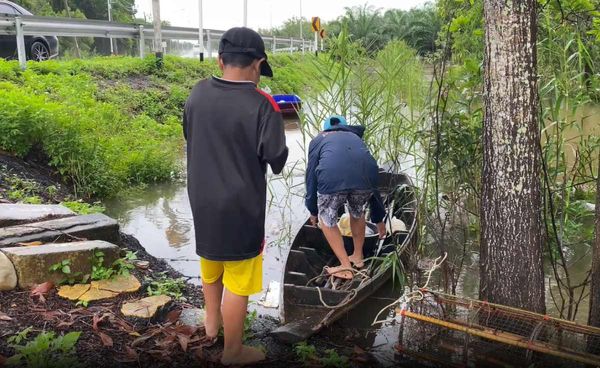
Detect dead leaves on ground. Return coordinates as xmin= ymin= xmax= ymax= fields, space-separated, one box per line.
xmin=0 ymin=311 xmax=12 ymax=321
xmin=30 ymin=281 xmax=54 ymax=302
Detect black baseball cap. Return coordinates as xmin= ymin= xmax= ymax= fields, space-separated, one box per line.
xmin=218 ymin=27 xmax=273 ymax=77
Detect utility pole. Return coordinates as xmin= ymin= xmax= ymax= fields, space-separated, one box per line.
xmin=243 ymin=0 xmax=247 ymax=27
xmin=198 ymin=0 xmax=204 ymax=61
xmin=152 ymin=0 xmax=163 ymax=59
xmin=107 ymin=0 xmax=114 ymax=54
xmin=299 ymin=0 xmax=303 ymax=51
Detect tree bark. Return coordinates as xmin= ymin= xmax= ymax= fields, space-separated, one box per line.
xmin=589 ymin=155 xmax=600 ymax=327
xmin=479 ymin=0 xmax=545 ymax=313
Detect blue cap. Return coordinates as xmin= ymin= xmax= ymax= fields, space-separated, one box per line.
xmin=322 ymin=115 xmax=348 ymax=131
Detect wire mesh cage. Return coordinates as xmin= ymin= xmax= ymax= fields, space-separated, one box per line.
xmin=396 ymin=289 xmax=600 ymax=367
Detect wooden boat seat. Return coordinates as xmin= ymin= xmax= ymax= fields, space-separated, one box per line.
xmin=286 ymin=271 xmax=309 ymax=285
xmin=286 ymin=250 xmax=320 ymax=277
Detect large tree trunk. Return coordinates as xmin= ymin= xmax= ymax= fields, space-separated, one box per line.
xmin=589 ymin=156 xmax=600 ymax=327
xmin=479 ymin=0 xmax=545 ymax=313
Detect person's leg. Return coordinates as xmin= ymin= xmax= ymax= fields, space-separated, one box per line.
xmin=348 ymin=214 xmax=366 ymax=267
xmin=199 ymin=258 xmax=224 ymax=339
xmin=347 ymin=191 xmax=373 ymax=268
xmin=220 ymin=254 xmax=265 ymax=365
xmin=320 ymin=223 xmax=353 ymax=279
xmin=318 ymin=192 xmax=353 ymax=279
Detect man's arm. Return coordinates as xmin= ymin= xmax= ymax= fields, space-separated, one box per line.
xmin=258 ymin=109 xmax=288 ymax=174
xmin=305 ymin=138 xmax=320 ymax=217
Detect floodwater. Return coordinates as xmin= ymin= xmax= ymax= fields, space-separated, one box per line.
xmin=104 ymin=120 xmax=405 ymax=364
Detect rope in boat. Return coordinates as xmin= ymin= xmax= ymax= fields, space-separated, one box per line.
xmin=310 ymin=266 xmax=371 ymax=309
xmin=371 ymin=252 xmax=448 ymax=326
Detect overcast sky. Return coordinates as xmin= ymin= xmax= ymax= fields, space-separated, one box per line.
xmin=134 ymin=0 xmax=429 ymax=31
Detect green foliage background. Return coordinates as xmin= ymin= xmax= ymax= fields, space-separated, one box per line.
xmin=0 ymin=54 xmax=315 ymax=199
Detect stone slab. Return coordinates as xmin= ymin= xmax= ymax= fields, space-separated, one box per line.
xmin=179 ymin=308 xmax=205 ymax=327
xmin=0 ymin=204 xmax=75 ymax=227
xmin=0 ymin=251 xmax=17 ymax=291
xmin=0 ymin=213 xmax=119 ymax=247
xmin=1 ymin=240 xmax=120 ymax=288
xmin=121 ymin=295 xmax=172 ymax=318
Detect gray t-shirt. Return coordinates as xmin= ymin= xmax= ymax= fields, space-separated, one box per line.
xmin=183 ymin=76 xmax=288 ymax=261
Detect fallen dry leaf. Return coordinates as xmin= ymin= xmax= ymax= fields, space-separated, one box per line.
xmin=92 ymin=313 xmax=111 ymax=331
xmin=177 ymin=334 xmax=190 ymax=352
xmin=30 ymin=281 xmax=54 ymax=302
xmin=98 ymin=332 xmax=113 ymax=347
xmin=114 ymin=347 xmax=139 ymax=363
xmin=16 ymin=241 xmax=43 ymax=247
xmin=166 ymin=309 xmax=181 ymax=323
xmin=0 ymin=312 xmax=12 ymax=321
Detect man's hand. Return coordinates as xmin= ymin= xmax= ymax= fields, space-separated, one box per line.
xmin=376 ymin=222 xmax=386 ymax=239
xmin=310 ymin=215 xmax=318 ymax=226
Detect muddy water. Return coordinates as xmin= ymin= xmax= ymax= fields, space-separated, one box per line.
xmin=104 ymin=121 xmax=404 ymax=364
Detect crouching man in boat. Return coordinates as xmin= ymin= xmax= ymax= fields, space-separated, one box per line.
xmin=183 ymin=27 xmax=288 ymax=365
xmin=305 ymin=115 xmax=386 ymax=280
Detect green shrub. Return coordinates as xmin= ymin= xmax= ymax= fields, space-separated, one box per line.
xmin=0 ymin=54 xmax=314 ymax=198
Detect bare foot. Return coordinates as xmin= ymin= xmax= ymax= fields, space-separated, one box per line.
xmin=221 ymin=345 xmax=266 ymax=366
xmin=204 ymin=311 xmax=223 ymax=339
xmin=348 ymin=254 xmax=365 ymax=268
xmin=325 ymin=265 xmax=354 ymax=280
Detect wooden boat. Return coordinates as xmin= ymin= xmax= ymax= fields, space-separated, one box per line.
xmin=271 ymin=171 xmax=418 ymax=343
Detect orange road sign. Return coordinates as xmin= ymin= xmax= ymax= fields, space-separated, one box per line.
xmin=311 ymin=17 xmax=321 ymax=32
xmin=319 ymin=29 xmax=325 ymax=38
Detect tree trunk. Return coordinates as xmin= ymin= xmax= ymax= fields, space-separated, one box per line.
xmin=589 ymin=155 xmax=600 ymax=327
xmin=479 ymin=0 xmax=545 ymax=313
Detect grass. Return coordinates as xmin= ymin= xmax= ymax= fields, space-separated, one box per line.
xmin=0 ymin=54 xmax=316 ymax=199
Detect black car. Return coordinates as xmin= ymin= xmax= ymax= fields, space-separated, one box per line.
xmin=0 ymin=0 xmax=58 ymax=61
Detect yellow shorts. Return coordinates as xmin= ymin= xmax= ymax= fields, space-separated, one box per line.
xmin=200 ymin=253 xmax=263 ymax=296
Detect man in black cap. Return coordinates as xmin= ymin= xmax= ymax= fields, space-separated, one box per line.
xmin=183 ymin=27 xmax=288 ymax=365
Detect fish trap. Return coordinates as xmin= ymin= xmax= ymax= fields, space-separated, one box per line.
xmin=396 ymin=289 xmax=600 ymax=367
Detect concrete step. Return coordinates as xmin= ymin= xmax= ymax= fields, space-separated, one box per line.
xmin=0 ymin=213 xmax=119 ymax=247
xmin=1 ymin=240 xmax=120 ymax=288
xmin=0 ymin=204 xmax=75 ymax=227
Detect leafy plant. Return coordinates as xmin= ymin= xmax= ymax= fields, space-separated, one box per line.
xmin=145 ymin=271 xmax=186 ymax=301
xmin=294 ymin=342 xmax=318 ymax=364
xmin=242 ymin=309 xmax=258 ymax=342
xmin=90 ymin=250 xmax=113 ymax=281
xmin=49 ymin=259 xmax=86 ymax=285
xmin=6 ymin=327 xmax=82 ymax=368
xmin=60 ymin=200 xmax=105 ymax=215
xmin=90 ymin=249 xmax=138 ymax=281
xmin=320 ymin=349 xmax=349 ymax=368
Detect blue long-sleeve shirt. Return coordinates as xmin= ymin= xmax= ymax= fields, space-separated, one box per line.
xmin=305 ymin=125 xmax=386 ymax=223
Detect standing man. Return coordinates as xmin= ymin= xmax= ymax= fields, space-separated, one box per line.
xmin=305 ymin=115 xmax=386 ymax=280
xmin=183 ymin=27 xmax=288 ymax=365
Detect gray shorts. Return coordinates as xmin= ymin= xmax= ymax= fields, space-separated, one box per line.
xmin=317 ymin=190 xmax=372 ymax=228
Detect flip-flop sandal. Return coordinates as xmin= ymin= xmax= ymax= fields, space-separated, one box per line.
xmin=349 ymin=260 xmax=365 ymax=269
xmin=324 ymin=266 xmax=354 ymax=280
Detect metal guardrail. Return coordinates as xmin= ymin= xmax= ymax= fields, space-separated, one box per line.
xmin=0 ymin=14 xmax=313 ymax=69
